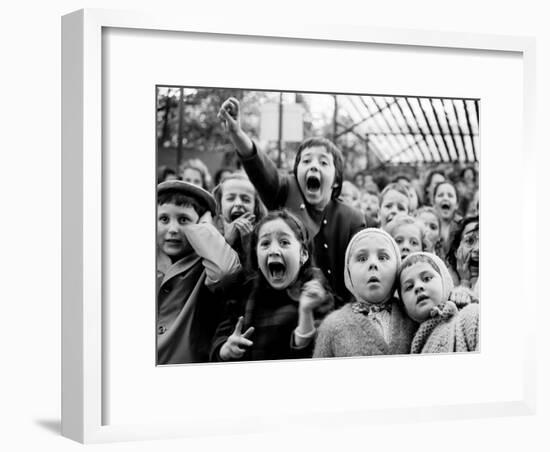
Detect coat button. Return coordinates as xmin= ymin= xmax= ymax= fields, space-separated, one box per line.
xmin=327 ymin=269 xmax=332 ymax=275
xmin=324 ymin=243 xmax=328 ymax=249
xmin=300 ymin=203 xmax=306 ymax=210
xmin=158 ymin=325 xmax=167 ymax=335
xmin=323 ymin=219 xmax=328 ymax=225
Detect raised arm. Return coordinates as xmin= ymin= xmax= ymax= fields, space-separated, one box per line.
xmin=184 ymin=219 xmax=241 ymax=289
xmin=218 ymin=97 xmax=288 ymax=210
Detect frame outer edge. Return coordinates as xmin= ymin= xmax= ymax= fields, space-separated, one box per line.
xmin=61 ymin=9 xmax=85 ymax=444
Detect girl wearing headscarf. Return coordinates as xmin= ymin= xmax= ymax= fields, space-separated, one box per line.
xmin=399 ymin=252 xmax=479 ymax=353
xmin=313 ymin=228 xmax=417 ymax=358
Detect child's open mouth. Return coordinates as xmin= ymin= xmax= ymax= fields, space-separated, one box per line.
xmin=267 ymin=259 xmax=286 ymax=280
xmin=165 ymin=238 xmax=182 ymax=245
xmin=229 ymin=209 xmax=246 ymax=221
xmin=366 ymin=275 xmax=380 ymax=285
xmin=440 ymin=201 xmax=451 ymax=211
xmin=416 ymin=294 xmax=430 ymax=304
xmin=306 ymin=174 xmax=321 ymax=194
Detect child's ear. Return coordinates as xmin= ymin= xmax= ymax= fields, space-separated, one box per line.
xmin=300 ymin=247 xmax=309 ymax=265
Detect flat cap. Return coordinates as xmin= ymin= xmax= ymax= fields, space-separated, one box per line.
xmin=157 ymin=180 xmax=216 ymax=214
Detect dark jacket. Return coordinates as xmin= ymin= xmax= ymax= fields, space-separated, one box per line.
xmin=241 ymin=144 xmax=365 ymax=305
xmin=210 ymin=278 xmax=311 ymax=362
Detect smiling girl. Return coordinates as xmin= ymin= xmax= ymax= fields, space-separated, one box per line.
xmin=210 ymin=210 xmax=333 ymax=361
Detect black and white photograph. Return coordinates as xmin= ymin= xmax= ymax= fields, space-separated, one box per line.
xmin=155 ymin=87 xmax=480 ymax=365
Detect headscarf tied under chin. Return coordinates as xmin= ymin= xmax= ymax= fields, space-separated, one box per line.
xmin=344 ymin=228 xmax=402 ymax=304
xmin=399 ymin=252 xmax=454 ymax=316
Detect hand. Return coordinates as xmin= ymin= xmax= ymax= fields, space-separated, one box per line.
xmin=299 ymin=280 xmax=327 ymax=313
xmin=223 ymin=213 xmax=255 ymax=245
xmin=219 ymin=316 xmax=255 ymax=361
xmin=218 ymin=97 xmax=242 ymax=135
xmin=456 ymin=246 xmax=472 ymax=283
xmin=198 ymin=210 xmax=213 ymax=225
xmin=449 ymin=286 xmax=475 ymax=309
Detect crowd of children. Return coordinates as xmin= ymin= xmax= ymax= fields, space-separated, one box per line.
xmin=156 ymin=96 xmax=480 ymax=365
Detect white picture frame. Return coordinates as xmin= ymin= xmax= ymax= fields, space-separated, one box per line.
xmin=62 ymin=8 xmax=537 ymax=444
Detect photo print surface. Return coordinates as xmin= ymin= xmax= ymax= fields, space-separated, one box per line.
xmin=156 ymin=87 xmax=480 ymax=365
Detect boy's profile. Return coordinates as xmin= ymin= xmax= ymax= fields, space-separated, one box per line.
xmin=156 ymin=180 xmax=241 ymax=364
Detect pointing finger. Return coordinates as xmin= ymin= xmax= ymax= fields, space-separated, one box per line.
xmin=242 ymin=326 xmax=255 ymax=339
xmin=233 ymin=316 xmax=244 ymax=335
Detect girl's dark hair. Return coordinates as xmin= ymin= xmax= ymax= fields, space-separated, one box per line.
xmin=293 ymin=137 xmax=344 ymax=199
xmin=446 ymin=215 xmax=479 ymax=271
xmin=214 ymin=166 xmax=234 ymax=186
xmin=248 ymin=209 xmax=312 ymax=279
xmin=460 ymin=166 xmax=478 ymax=183
xmin=157 ymin=166 xmax=178 ymax=183
xmin=424 ymin=169 xmax=446 ymax=202
xmin=433 ymin=180 xmax=460 ymax=205
xmin=157 ymin=190 xmax=208 ymax=218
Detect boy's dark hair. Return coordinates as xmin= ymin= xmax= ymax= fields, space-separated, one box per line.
xmin=212 ymin=173 xmax=266 ymax=221
xmin=157 ymin=190 xmax=208 ymax=218
xmin=248 ymin=209 xmax=312 ymax=275
xmin=293 ymin=137 xmax=344 ymax=199
xmin=446 ymin=215 xmax=479 ymax=272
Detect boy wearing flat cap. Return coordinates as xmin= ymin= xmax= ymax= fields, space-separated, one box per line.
xmin=157 ymin=180 xmax=241 ymax=364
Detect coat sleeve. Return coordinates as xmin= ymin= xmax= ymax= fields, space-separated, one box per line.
xmin=457 ymin=303 xmax=480 ymax=352
xmin=312 ymin=314 xmax=336 ymax=358
xmin=209 ymin=297 xmax=244 ymax=362
xmin=184 ymin=223 xmax=242 ymax=289
xmin=240 ymin=141 xmax=290 ymax=210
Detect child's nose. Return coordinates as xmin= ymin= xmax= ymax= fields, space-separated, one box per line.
xmin=268 ymin=244 xmax=281 ymax=255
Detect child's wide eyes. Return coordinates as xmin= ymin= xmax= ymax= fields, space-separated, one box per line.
xmin=355 ymin=254 xmax=368 ymax=262
xmin=423 ymin=275 xmax=433 ymax=282
xmin=403 ymin=283 xmax=413 ymax=292
xmin=159 ymin=215 xmax=169 ymax=224
xmin=259 ymin=240 xmax=270 ymax=248
xmin=279 ymin=239 xmax=290 ymax=247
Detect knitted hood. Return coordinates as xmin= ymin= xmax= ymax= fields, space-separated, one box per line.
xmin=344 ymin=228 xmax=401 ymax=303
xmin=399 ymin=251 xmax=454 ymax=305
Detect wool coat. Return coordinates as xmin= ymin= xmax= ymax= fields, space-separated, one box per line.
xmin=313 ymin=300 xmax=417 ymax=358
xmin=157 ymin=223 xmax=241 ymax=365
xmin=410 ymin=302 xmax=479 ymax=354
